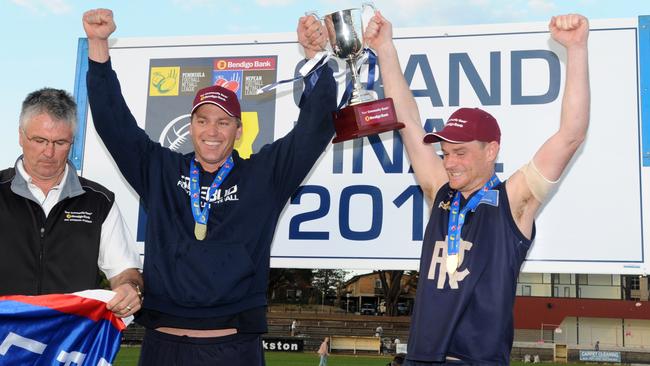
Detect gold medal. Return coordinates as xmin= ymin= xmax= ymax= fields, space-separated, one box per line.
xmin=446 ymin=254 xmax=459 ymax=275
xmin=194 ymin=222 xmax=207 ymax=240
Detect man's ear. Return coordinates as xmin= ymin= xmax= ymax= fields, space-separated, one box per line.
xmin=486 ymin=141 xmax=500 ymax=162
xmin=235 ymin=124 xmax=243 ymax=140
xmin=18 ymin=128 xmax=25 ymax=148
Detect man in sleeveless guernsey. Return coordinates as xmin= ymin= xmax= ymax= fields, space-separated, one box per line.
xmin=365 ymin=12 xmax=590 ymax=364
xmin=83 ymin=8 xmax=333 ymax=366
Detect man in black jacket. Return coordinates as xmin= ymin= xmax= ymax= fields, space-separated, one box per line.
xmin=0 ymin=87 xmax=143 ymax=318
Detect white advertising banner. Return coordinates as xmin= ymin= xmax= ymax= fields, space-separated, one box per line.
xmin=75 ymin=17 xmax=648 ymax=274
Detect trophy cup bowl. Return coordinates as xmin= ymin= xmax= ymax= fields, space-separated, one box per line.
xmin=324 ymin=8 xmax=374 ymax=105
xmin=321 ymin=6 xmax=405 ymax=143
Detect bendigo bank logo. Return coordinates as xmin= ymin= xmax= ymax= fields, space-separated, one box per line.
xmin=215 ymin=60 xmax=228 ymax=70
xmin=149 ymin=67 xmax=180 ymax=96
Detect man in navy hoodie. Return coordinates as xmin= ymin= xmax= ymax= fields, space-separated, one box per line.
xmin=83 ymin=8 xmax=333 ymax=366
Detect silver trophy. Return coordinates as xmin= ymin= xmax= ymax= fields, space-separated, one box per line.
xmin=308 ymin=3 xmax=404 ymax=143
xmin=323 ymin=4 xmax=376 ymax=105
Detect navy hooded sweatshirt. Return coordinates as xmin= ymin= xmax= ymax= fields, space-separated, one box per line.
xmin=87 ymin=58 xmax=336 ymax=331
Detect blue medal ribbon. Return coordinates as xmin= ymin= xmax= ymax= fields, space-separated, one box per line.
xmin=256 ymin=52 xmax=330 ymax=95
xmin=366 ymin=49 xmax=377 ymax=91
xmin=190 ymin=155 xmax=234 ymax=238
xmin=337 ymin=48 xmax=378 ymax=109
xmin=447 ymin=173 xmax=501 ymax=257
xmin=338 ymin=81 xmax=353 ymax=110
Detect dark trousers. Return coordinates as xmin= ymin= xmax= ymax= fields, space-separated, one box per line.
xmin=138 ymin=328 xmax=265 ymax=366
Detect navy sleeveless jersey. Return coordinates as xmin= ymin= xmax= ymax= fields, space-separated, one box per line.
xmin=407 ymin=182 xmax=534 ymax=364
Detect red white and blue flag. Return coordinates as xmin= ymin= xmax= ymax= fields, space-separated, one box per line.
xmin=0 ymin=290 xmax=130 ymax=366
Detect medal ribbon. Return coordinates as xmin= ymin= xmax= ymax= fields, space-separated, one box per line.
xmin=337 ymin=48 xmax=378 ymax=109
xmin=256 ymin=51 xmax=331 ymax=95
xmin=190 ymin=155 xmax=234 ymax=231
xmin=447 ymin=173 xmax=500 ymax=257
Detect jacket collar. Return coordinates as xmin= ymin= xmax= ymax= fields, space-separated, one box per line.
xmin=11 ymin=156 xmax=85 ymax=201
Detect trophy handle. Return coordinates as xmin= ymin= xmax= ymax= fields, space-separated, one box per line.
xmin=362 ymin=2 xmax=376 ymax=13
xmin=304 ymin=10 xmax=320 ymax=21
xmin=361 ymin=2 xmax=377 ymax=49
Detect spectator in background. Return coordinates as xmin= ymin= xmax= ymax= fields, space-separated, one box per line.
xmin=291 ymin=319 xmax=297 ymax=336
xmin=393 ymin=338 xmax=401 ymax=353
xmin=595 ymin=340 xmax=600 ymax=351
xmin=317 ymin=337 xmax=329 ymax=366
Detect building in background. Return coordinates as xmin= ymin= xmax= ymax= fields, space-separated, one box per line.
xmin=515 ymin=274 xmax=649 ymax=348
xmin=343 ymin=272 xmax=417 ymax=316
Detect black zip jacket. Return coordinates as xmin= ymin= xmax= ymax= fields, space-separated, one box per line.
xmin=0 ymin=161 xmax=114 ymax=295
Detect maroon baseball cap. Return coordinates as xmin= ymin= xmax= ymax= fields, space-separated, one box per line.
xmin=191 ymin=85 xmax=241 ymax=119
xmin=423 ymin=107 xmax=501 ymax=144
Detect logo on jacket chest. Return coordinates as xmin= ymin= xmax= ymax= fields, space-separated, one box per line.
xmin=63 ymin=211 xmax=94 ymax=224
xmin=426 ymin=237 xmax=473 ymax=289
xmin=177 ymin=176 xmax=239 ymax=206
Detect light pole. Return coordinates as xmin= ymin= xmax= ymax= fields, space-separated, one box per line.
xmin=346 ymin=293 xmax=350 ymax=313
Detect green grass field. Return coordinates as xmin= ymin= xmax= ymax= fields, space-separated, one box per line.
xmin=114 ymin=347 xmax=585 ymax=365
xmin=114 ymin=347 xmax=392 ymax=365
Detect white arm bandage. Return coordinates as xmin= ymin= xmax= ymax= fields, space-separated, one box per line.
xmin=519 ymin=160 xmax=559 ymax=203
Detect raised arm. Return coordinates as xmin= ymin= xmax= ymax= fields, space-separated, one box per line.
xmin=261 ymin=16 xmax=335 ymax=201
xmin=83 ymin=8 xmax=164 ymax=198
xmin=365 ymin=12 xmax=447 ymax=206
xmin=82 ymin=8 xmax=115 ymax=63
xmin=534 ymin=14 xmax=590 ymax=180
xmin=507 ymin=14 xmax=589 ymax=236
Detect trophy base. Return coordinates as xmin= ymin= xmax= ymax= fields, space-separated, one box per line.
xmin=332 ymin=98 xmax=405 ymax=143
